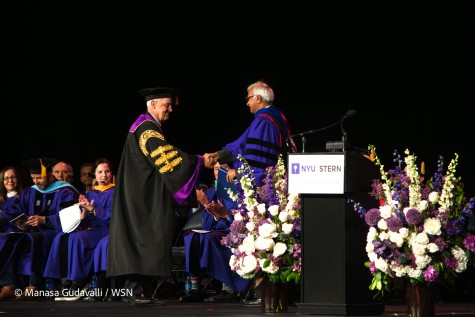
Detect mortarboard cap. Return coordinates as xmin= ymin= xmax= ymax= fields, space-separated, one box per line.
xmin=23 ymin=158 xmax=57 ymax=177
xmin=138 ymin=87 xmax=180 ymax=104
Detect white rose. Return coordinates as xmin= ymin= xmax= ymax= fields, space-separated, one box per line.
xmin=273 ymin=242 xmax=287 ymax=257
xmin=367 ymin=227 xmax=378 ymax=242
xmin=379 ymin=205 xmax=393 ymax=219
xmin=367 ymin=250 xmax=377 ymax=262
xmin=412 ymin=243 xmax=427 ymax=256
xmin=255 ymin=236 xmax=275 ymax=251
xmin=242 ymin=254 xmax=258 ymax=274
xmin=419 ymin=200 xmax=428 ymax=211
xmin=399 ymin=227 xmax=409 ymax=238
xmin=245 ymin=221 xmax=255 ymax=232
xmin=258 ymin=222 xmax=277 ymax=238
xmin=374 ymin=258 xmax=389 ymax=273
xmin=426 ymin=243 xmax=439 ymax=253
xmin=257 ymin=203 xmax=266 ymax=214
xmin=415 ymin=232 xmax=429 ymax=245
xmin=238 ymin=235 xmax=255 ymax=254
xmin=428 ymin=191 xmax=440 ymax=203
xmin=268 ymin=205 xmax=279 ymax=216
xmin=282 ymin=223 xmax=293 ymax=234
xmin=388 ymin=231 xmax=404 ymax=247
xmin=377 ymin=218 xmax=388 ymax=230
xmin=423 ymin=218 xmax=442 ymax=236
xmin=278 ymin=211 xmax=288 ymax=222
xmin=234 ymin=213 xmax=243 ymax=221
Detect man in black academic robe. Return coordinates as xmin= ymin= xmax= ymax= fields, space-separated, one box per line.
xmin=107 ymin=87 xmax=204 ymax=304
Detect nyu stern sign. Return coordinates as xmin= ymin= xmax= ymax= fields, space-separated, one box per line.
xmin=288 ymin=153 xmax=345 ymax=194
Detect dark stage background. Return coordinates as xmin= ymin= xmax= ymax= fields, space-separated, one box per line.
xmin=2 ymin=1 xmax=475 ymax=193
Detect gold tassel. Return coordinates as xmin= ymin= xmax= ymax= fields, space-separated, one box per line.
xmin=421 ymin=161 xmax=425 ymax=175
xmin=40 ymin=159 xmax=47 ymax=178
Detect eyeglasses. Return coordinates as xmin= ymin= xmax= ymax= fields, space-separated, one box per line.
xmin=3 ymin=176 xmax=17 ymax=181
xmin=245 ymin=95 xmax=256 ymax=101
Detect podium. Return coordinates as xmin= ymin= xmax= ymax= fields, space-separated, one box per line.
xmin=288 ymin=150 xmax=385 ymax=315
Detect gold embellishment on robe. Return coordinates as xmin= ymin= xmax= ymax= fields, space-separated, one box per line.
xmin=153 ymin=148 xmax=182 ymax=173
xmin=139 ymin=130 xmax=165 ymax=156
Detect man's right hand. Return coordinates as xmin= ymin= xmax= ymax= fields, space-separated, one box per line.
xmin=203 ymin=152 xmax=219 ymax=168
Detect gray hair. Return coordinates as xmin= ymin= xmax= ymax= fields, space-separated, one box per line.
xmin=247 ymin=81 xmax=274 ymax=103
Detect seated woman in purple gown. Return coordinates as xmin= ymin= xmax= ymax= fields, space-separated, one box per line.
xmin=43 ymin=158 xmax=114 ymax=300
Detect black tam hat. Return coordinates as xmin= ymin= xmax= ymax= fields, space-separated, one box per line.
xmin=23 ymin=158 xmax=57 ymax=177
xmin=138 ymin=87 xmax=180 ymax=104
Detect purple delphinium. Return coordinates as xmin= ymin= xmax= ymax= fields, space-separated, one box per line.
xmin=386 ymin=216 xmax=403 ymax=232
xmin=446 ymin=220 xmax=462 ymax=236
xmin=464 ymin=235 xmax=475 ymax=253
xmin=405 ymin=208 xmax=423 ymax=225
xmin=365 ymin=208 xmax=382 ymax=226
xmin=423 ymin=265 xmax=439 ymax=283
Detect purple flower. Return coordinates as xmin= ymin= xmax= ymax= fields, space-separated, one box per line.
xmin=464 ymin=235 xmax=475 ymax=253
xmin=423 ymin=265 xmax=439 ymax=282
xmin=433 ymin=237 xmax=447 ymax=251
xmin=444 ymin=256 xmax=458 ymax=271
xmin=369 ymin=261 xmax=377 ymax=274
xmin=386 ymin=216 xmax=403 ymax=232
xmin=446 ymin=220 xmax=462 ymax=236
xmin=365 ymin=208 xmax=382 ymax=226
xmin=405 ymin=208 xmax=422 ymax=225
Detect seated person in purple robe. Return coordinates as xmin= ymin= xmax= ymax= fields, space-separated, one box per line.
xmin=43 ymin=158 xmax=114 ymax=300
xmin=0 ymin=158 xmax=79 ymax=300
xmin=179 ymin=164 xmax=250 ymax=303
xmin=0 ymin=166 xmax=31 ymax=234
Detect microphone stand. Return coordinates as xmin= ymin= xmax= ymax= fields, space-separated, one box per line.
xmin=301 ymin=136 xmax=306 ymax=153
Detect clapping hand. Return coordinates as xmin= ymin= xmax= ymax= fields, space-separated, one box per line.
xmin=206 ymin=200 xmax=228 ymax=219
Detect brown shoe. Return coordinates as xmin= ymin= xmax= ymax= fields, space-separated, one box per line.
xmin=19 ymin=285 xmax=37 ymax=300
xmin=0 ymin=286 xmax=16 ymax=300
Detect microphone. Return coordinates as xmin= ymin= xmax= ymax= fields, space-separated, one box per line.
xmin=287 ymin=109 xmax=357 ymax=139
xmin=287 ymin=109 xmax=356 ymax=153
xmin=341 ymin=109 xmax=357 ymax=151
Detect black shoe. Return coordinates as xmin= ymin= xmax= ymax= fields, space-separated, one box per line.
xmin=209 ymin=290 xmax=238 ymax=303
xmin=122 ymin=294 xmax=152 ymax=305
xmin=242 ymin=290 xmax=261 ymax=306
xmin=148 ymin=294 xmax=166 ymax=306
xmin=179 ymin=290 xmax=204 ymax=303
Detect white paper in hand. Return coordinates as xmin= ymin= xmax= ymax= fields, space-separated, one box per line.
xmin=59 ymin=204 xmax=81 ymax=233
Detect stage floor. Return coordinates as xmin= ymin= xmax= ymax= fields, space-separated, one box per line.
xmin=0 ymin=300 xmax=474 ymax=317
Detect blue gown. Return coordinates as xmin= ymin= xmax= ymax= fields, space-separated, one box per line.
xmin=223 ymin=106 xmax=294 ymax=186
xmin=183 ymin=188 xmax=250 ymax=293
xmin=43 ymin=185 xmax=113 ymax=283
xmin=0 ymin=182 xmax=79 ymax=280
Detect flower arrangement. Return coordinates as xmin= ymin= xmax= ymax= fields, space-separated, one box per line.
xmin=222 ymin=154 xmax=302 ymax=284
xmin=349 ymin=144 xmax=475 ymax=299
